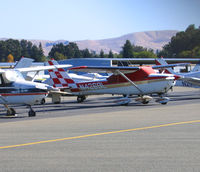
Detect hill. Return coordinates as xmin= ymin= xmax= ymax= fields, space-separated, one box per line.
xmin=75 ymin=30 xmax=178 ymax=54
xmin=1 ymin=30 xmax=178 ymax=56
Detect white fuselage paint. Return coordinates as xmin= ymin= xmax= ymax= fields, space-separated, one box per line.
xmin=73 ymin=78 xmax=175 ymax=96
xmin=0 ymin=94 xmax=46 ymax=105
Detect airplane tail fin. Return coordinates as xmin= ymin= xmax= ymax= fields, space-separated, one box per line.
xmin=14 ymin=57 xmax=34 ymax=69
xmin=46 ymin=60 xmax=78 ymax=90
xmin=155 ymin=58 xmax=176 ymax=74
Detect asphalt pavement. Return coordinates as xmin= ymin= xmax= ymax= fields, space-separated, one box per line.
xmin=0 ymin=87 xmax=200 ymax=172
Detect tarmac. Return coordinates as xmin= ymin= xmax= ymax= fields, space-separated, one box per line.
xmin=0 ymin=87 xmax=200 ymax=172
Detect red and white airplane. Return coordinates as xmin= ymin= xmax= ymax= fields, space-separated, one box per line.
xmin=46 ymin=60 xmax=187 ymax=105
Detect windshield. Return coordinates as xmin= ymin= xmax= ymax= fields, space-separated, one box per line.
xmin=3 ymin=70 xmax=24 ymax=83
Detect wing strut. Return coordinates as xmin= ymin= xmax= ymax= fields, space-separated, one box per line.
xmin=116 ymin=70 xmax=144 ymax=95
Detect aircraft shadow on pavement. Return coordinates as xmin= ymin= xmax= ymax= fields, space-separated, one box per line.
xmin=0 ymin=115 xmax=26 ymax=119
xmin=1 ymin=91 xmax=199 ymax=118
xmin=33 ymin=100 xmax=156 ymax=114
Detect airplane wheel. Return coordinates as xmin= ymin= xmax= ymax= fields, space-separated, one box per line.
xmin=77 ymin=96 xmax=86 ymax=103
xmin=121 ymin=103 xmax=129 ymax=106
xmin=142 ymin=100 xmax=149 ymax=104
xmin=161 ymin=102 xmax=167 ymax=105
xmin=28 ymin=110 xmax=36 ymax=117
xmin=7 ymin=108 xmax=16 ymax=116
xmin=40 ymin=98 xmax=45 ymax=105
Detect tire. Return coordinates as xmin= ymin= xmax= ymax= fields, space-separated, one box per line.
xmin=7 ymin=108 xmax=16 ymax=116
xmin=28 ymin=110 xmax=36 ymax=117
xmin=142 ymin=100 xmax=149 ymax=104
xmin=161 ymin=102 xmax=167 ymax=105
xmin=77 ymin=96 xmax=86 ymax=103
xmin=40 ymin=98 xmax=45 ymax=105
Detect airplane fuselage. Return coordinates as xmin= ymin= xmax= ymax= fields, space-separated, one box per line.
xmin=68 ymin=67 xmax=176 ymax=96
xmin=0 ymin=80 xmax=47 ymax=105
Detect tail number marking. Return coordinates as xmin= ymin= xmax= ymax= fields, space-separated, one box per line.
xmin=79 ymin=82 xmax=105 ymax=90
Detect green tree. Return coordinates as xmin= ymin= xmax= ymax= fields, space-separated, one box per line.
xmin=108 ymin=50 xmax=114 ymax=58
xmin=20 ymin=40 xmax=29 ymax=57
xmin=0 ymin=39 xmax=45 ymax=62
xmin=122 ymin=40 xmax=134 ymax=58
xmin=49 ymin=42 xmax=81 ymax=59
xmin=100 ymin=49 xmax=105 ymax=58
xmin=133 ymin=51 xmax=157 ymax=58
xmin=132 ymin=45 xmax=147 ymax=52
xmin=54 ymin=52 xmax=67 ymax=60
xmin=0 ymin=41 xmax=7 ymax=62
xmin=159 ymin=24 xmax=200 ymax=58
xmin=81 ymin=48 xmax=91 ymax=58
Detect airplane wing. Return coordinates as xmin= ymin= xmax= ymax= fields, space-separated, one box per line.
xmin=69 ymin=64 xmax=190 ymax=73
xmin=69 ymin=66 xmax=140 ymax=73
xmin=152 ymin=63 xmax=190 ymax=69
xmin=180 ymin=77 xmax=200 ymax=86
xmin=17 ymin=64 xmax=72 ymax=73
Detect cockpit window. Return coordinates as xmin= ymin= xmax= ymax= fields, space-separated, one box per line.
xmin=3 ymin=70 xmax=24 ymax=83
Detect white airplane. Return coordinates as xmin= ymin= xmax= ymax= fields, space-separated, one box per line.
xmin=0 ymin=60 xmax=71 ymax=117
xmin=13 ymin=58 xmax=108 ymax=83
xmin=45 ymin=60 xmax=188 ymax=105
xmin=155 ymin=58 xmax=200 ymax=87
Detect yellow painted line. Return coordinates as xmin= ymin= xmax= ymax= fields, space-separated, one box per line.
xmin=0 ymin=120 xmax=200 ymax=149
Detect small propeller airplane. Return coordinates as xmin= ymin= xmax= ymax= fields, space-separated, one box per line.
xmin=46 ymin=60 xmax=188 ymax=105
xmin=0 ymin=58 xmax=71 ymax=117
xmin=155 ymin=58 xmax=200 ymax=87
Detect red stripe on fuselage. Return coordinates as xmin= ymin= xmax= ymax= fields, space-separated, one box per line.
xmin=1 ymin=92 xmax=47 ymax=96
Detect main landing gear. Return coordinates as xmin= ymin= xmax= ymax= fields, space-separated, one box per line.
xmin=7 ymin=108 xmax=16 ymax=116
xmin=3 ymin=104 xmax=36 ymax=117
xmin=28 ymin=105 xmax=36 ymax=117
xmin=135 ymin=95 xmax=153 ymax=104
xmin=40 ymin=98 xmax=45 ymax=105
xmin=155 ymin=96 xmax=170 ymax=105
xmin=77 ymin=95 xmax=86 ymax=103
xmin=114 ymin=95 xmax=131 ymax=105
xmin=3 ymin=104 xmax=16 ymax=116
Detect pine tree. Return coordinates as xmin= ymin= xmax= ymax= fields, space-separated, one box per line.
xmin=122 ymin=40 xmax=133 ymax=58
xmin=108 ymin=50 xmax=114 ymax=58
xmin=100 ymin=49 xmax=105 ymax=58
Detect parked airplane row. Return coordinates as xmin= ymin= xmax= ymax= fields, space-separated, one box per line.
xmin=0 ymin=57 xmax=199 ymax=117
xmin=0 ymin=58 xmax=71 ymax=117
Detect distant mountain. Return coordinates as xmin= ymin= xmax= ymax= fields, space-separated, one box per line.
xmin=0 ymin=30 xmax=178 ymax=56
xmin=75 ymin=30 xmax=178 ymax=54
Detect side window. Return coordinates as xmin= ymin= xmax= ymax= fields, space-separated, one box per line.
xmin=0 ymin=74 xmax=3 ymax=85
xmin=0 ymin=74 xmax=6 ymax=86
xmin=0 ymin=73 xmax=14 ymax=87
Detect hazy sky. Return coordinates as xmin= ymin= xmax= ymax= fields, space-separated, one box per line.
xmin=0 ymin=0 xmax=199 ymax=41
